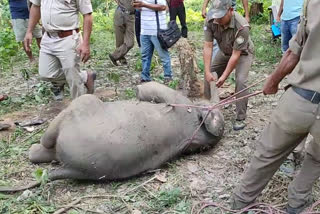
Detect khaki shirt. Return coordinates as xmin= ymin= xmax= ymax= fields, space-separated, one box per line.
xmin=31 ymin=0 xmax=93 ymax=32
xmin=118 ymin=0 xmax=135 ymax=12
xmin=204 ymin=12 xmax=254 ymax=56
xmin=288 ymin=0 xmax=320 ymax=93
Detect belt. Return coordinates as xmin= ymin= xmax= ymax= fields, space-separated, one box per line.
xmin=117 ymin=6 xmax=135 ymax=15
xmin=292 ymin=86 xmax=320 ymax=104
xmin=47 ymin=28 xmax=80 ymax=38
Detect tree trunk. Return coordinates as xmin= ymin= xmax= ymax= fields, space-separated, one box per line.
xmin=174 ymin=38 xmax=203 ymax=98
xmin=250 ymin=2 xmax=264 ymax=17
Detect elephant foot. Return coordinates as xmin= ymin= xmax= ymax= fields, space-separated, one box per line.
xmin=29 ymin=144 xmax=56 ymax=164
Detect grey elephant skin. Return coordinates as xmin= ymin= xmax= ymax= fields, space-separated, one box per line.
xmin=0 ymin=82 xmax=224 ymax=192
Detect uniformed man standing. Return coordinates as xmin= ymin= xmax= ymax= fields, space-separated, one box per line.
xmin=203 ymin=0 xmax=254 ymax=130
xmin=232 ymin=0 xmax=320 ymax=213
xmin=24 ymin=0 xmax=95 ymax=100
xmin=109 ymin=0 xmax=135 ymax=66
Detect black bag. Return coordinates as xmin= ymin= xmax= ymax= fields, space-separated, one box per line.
xmin=155 ymin=0 xmax=181 ymax=49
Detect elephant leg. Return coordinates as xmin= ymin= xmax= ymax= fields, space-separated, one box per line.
xmin=49 ymin=168 xmax=97 ymax=181
xmin=137 ymin=81 xmax=192 ymax=104
xmin=40 ymin=110 xmax=67 ymax=149
xmin=29 ymin=144 xmax=56 ymax=163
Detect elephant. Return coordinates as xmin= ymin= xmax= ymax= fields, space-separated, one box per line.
xmin=0 ymin=82 xmax=224 ymax=192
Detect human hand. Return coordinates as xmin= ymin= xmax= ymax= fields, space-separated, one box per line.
xmin=133 ymin=1 xmax=144 ymax=8
xmin=245 ymin=15 xmax=250 ymax=23
xmin=77 ymin=42 xmax=90 ymax=63
xmin=262 ymin=76 xmax=279 ymax=95
xmin=205 ymin=72 xmax=216 ymax=82
xmin=276 ymin=15 xmax=281 ymax=23
xmin=202 ymin=8 xmax=207 ymax=18
xmin=24 ymin=32 xmax=33 ymax=52
xmin=216 ymin=76 xmax=226 ymax=88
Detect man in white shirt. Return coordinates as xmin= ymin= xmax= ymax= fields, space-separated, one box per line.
xmin=133 ymin=0 xmax=173 ymax=83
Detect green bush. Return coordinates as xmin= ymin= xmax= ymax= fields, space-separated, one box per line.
xmin=0 ymin=0 xmax=20 ymax=70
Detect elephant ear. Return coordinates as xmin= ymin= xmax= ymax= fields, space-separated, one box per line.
xmin=203 ymin=109 xmax=224 ymax=137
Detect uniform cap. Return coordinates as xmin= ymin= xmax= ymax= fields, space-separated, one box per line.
xmin=207 ymin=0 xmax=232 ymax=20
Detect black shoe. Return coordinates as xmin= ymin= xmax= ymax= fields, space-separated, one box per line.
xmin=119 ymin=57 xmax=127 ymax=65
xmin=109 ymin=54 xmax=118 ymax=66
xmin=140 ymin=79 xmax=151 ymax=84
xmin=233 ymin=120 xmax=246 ymax=131
xmin=51 ymin=85 xmax=64 ymax=101
xmin=164 ymin=77 xmax=173 ymax=85
xmin=286 ymin=199 xmax=313 ymax=214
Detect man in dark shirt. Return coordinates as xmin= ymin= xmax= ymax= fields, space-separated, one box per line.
xmin=9 ymin=0 xmax=42 ymax=62
xmin=168 ymin=0 xmax=187 ymax=38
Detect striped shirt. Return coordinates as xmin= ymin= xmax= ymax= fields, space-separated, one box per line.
xmin=141 ymin=0 xmax=167 ymax=36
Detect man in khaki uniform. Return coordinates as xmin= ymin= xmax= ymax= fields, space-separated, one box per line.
xmin=24 ymin=0 xmax=96 ymax=100
xmin=203 ymin=0 xmax=254 ymax=130
xmin=109 ymin=0 xmax=135 ymax=66
xmin=232 ymin=0 xmax=320 ymax=213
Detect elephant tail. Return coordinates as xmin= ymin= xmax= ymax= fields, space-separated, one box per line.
xmin=0 ymin=169 xmax=62 ymax=193
xmin=0 ymin=181 xmax=41 ymax=193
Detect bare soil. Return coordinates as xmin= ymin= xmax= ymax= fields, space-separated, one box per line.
xmin=0 ymin=32 xmax=319 ymax=214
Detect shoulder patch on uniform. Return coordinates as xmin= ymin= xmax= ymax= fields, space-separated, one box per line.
xmin=236 ymin=36 xmax=244 ymax=45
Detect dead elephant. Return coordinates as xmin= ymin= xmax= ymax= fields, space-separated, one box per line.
xmin=0 ymin=82 xmax=224 ymax=192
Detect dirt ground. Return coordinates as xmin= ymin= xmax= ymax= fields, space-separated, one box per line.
xmin=0 ymin=32 xmax=319 ymax=214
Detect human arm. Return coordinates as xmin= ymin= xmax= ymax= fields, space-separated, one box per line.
xmin=216 ymin=50 xmax=241 ymax=87
xmin=133 ymin=0 xmax=167 ymax=11
xmin=24 ymin=4 xmax=41 ymax=52
xmin=263 ymin=50 xmax=299 ymax=95
xmin=276 ymin=0 xmax=284 ymax=23
xmin=77 ymin=13 xmax=93 ymax=63
xmin=202 ymin=0 xmax=210 ymax=18
xmin=241 ymin=0 xmax=250 ymax=22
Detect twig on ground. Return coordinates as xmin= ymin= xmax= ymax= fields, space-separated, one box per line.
xmin=19 ymin=126 xmax=45 ymax=144
xmin=122 ymin=176 xmax=157 ymax=195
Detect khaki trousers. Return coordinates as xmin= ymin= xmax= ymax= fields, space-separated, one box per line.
xmin=204 ymin=51 xmax=253 ymax=120
xmin=111 ymin=9 xmax=135 ymax=60
xmin=39 ymin=31 xmax=88 ymax=99
xmin=233 ymin=88 xmax=320 ymax=208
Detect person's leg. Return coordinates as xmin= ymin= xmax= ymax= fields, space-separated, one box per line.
xmin=169 ymin=6 xmax=178 ymax=21
xmin=287 ymin=139 xmax=320 ymax=211
xmin=281 ymin=19 xmax=290 ymax=53
xmin=177 ymin=3 xmax=188 ymax=38
xmin=289 ymin=16 xmax=300 ymax=38
xmin=204 ymin=51 xmax=228 ymax=100
xmin=12 ymin=19 xmax=33 ymax=61
xmin=110 ymin=9 xmax=125 ymax=64
xmin=140 ymin=35 xmax=154 ymax=81
xmin=112 ymin=14 xmax=135 ymax=60
xmin=234 ymin=53 xmax=253 ymax=121
xmin=57 ymin=32 xmax=92 ymax=98
xmin=135 ymin=10 xmax=141 ymax=47
xmin=151 ymin=35 xmax=172 ymax=79
xmin=39 ymin=50 xmax=66 ymax=100
xmin=232 ymin=88 xmax=316 ymax=209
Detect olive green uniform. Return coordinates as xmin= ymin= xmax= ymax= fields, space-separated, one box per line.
xmin=30 ymin=0 xmax=93 ymax=98
xmin=233 ymin=0 xmax=320 ymax=209
xmin=204 ymin=12 xmax=254 ymax=120
xmin=110 ymin=0 xmax=135 ymax=61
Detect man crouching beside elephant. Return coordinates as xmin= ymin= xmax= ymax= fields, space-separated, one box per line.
xmin=26 ymin=82 xmax=224 ymax=183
